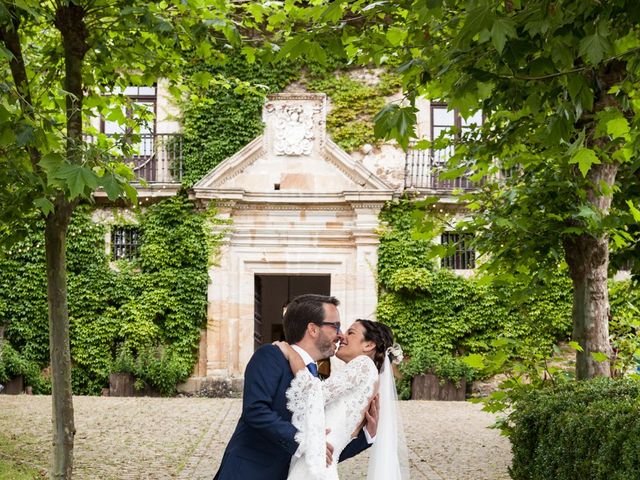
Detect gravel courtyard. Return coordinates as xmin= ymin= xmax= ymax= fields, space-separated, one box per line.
xmin=0 ymin=396 xmax=511 ymax=479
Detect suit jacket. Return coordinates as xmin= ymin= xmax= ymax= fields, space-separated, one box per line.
xmin=213 ymin=344 xmax=370 ymax=480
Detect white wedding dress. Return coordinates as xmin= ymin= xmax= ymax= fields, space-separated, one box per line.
xmin=286 ymin=355 xmax=378 ymax=480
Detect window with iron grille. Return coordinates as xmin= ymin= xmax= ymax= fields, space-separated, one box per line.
xmin=111 ymin=226 xmax=141 ymax=261
xmin=441 ymin=232 xmax=475 ymax=270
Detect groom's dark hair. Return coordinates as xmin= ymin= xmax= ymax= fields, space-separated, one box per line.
xmin=283 ymin=294 xmax=340 ymax=344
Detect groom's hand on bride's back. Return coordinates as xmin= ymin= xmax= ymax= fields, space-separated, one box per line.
xmin=364 ymin=394 xmax=380 ymax=438
xmin=325 ymin=428 xmax=334 ymax=466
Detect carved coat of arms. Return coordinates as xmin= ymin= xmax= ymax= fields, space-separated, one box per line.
xmin=266 ymin=104 xmax=315 ymax=156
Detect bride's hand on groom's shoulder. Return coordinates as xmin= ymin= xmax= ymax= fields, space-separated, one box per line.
xmin=272 ymin=341 xmax=292 ymax=359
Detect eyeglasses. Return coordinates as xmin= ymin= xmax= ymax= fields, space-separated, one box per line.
xmin=319 ymin=322 xmax=341 ymax=334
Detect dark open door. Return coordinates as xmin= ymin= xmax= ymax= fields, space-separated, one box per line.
xmin=254 ymin=274 xmax=331 ymax=351
xmin=254 ymin=275 xmax=263 ymax=351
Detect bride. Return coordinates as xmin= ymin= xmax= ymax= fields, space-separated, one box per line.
xmin=274 ymin=319 xmax=409 ymax=480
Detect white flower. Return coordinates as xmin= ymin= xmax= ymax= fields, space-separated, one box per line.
xmin=387 ymin=343 xmax=404 ymax=364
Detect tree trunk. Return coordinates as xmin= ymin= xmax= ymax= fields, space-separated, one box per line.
xmin=564 ymin=234 xmax=612 ymax=379
xmin=45 ymin=198 xmax=75 ymax=479
xmin=563 ymin=162 xmax=618 ymax=379
xmin=49 ymin=6 xmax=88 ymax=478
xmin=0 ymin=325 xmax=4 ymax=365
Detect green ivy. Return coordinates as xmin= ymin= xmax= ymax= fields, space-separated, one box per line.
xmin=306 ymin=72 xmax=401 ymax=152
xmin=376 ymin=200 xmax=575 ymax=382
xmin=179 ymin=53 xmax=300 ymax=187
xmin=0 ymin=195 xmax=213 ymax=396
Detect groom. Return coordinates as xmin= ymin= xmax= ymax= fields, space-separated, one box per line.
xmin=213 ymin=294 xmax=378 ymax=480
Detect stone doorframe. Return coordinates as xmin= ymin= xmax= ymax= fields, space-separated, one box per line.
xmin=205 ymin=244 xmax=378 ymax=377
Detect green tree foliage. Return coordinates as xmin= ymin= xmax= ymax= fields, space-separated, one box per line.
xmin=274 ymin=0 xmax=640 ymax=379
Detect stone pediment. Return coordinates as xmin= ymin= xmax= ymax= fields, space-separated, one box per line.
xmin=192 ymin=93 xmax=393 ymax=202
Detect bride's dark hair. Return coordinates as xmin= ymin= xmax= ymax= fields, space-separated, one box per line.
xmin=355 ymin=319 xmax=394 ymax=372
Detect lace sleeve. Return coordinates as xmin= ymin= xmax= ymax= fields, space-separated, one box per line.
xmin=322 ymin=355 xmax=378 ymax=405
xmin=285 ymin=369 xmax=327 ymax=479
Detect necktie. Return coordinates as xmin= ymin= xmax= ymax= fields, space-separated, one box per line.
xmin=306 ymin=362 xmax=319 ymax=378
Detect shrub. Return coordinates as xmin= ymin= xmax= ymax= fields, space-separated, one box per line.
xmin=111 ymin=346 xmax=135 ymax=375
xmin=132 ymin=346 xmax=190 ymax=396
xmin=509 ymin=377 xmax=640 ymax=480
xmin=0 ymin=342 xmax=49 ymax=393
xmin=398 ymin=345 xmax=476 ymax=399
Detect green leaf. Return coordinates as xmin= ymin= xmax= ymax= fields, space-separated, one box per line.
xmin=246 ymin=3 xmax=264 ymax=23
xmin=612 ymin=147 xmax=632 ymax=163
xmin=0 ymin=44 xmax=13 ymax=60
xmin=16 ymin=124 xmax=34 ymax=146
xmin=606 ymin=117 xmax=630 ymax=139
xmin=566 ymin=75 xmax=587 ymax=105
xmin=320 ymin=1 xmax=343 ymax=23
xmin=579 ymin=34 xmax=611 ymax=65
xmin=463 ymin=353 xmax=485 ymax=370
xmin=55 ymin=164 xmax=99 ymax=199
xmin=306 ymin=41 xmax=327 ymax=65
xmin=123 ymin=183 xmax=138 ymax=204
xmin=38 ymin=153 xmax=65 ymax=175
xmin=568 ymin=341 xmax=584 ymax=352
xmin=457 ymin=7 xmax=494 ymax=45
xmin=570 ymin=148 xmax=600 ymax=177
xmin=386 ymin=27 xmax=407 ymax=47
xmin=0 ymin=127 xmax=15 ymax=146
xmin=191 ymin=71 xmax=213 ymax=88
xmin=591 ymin=352 xmax=608 ymax=362
xmin=551 ymin=45 xmax=574 ymax=69
xmin=241 ymin=46 xmax=256 ymax=64
xmin=373 ymin=104 xmax=418 ymax=150
xmin=34 ymin=197 xmax=54 ymax=216
xmin=490 ymin=18 xmax=517 ymax=54
xmin=627 ymin=200 xmax=640 ymax=222
xmin=274 ymin=36 xmax=305 ymax=62
xmin=614 ymin=32 xmax=640 ymax=55
xmin=222 ymin=25 xmax=241 ymax=47
xmin=99 ymin=173 xmax=122 ymax=201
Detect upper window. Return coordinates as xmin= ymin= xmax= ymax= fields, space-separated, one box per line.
xmin=111 ymin=226 xmax=141 ymax=261
xmin=430 ymin=103 xmax=482 ymax=162
xmin=441 ymin=232 xmax=476 ymax=270
xmin=101 ymin=86 xmax=157 ymax=155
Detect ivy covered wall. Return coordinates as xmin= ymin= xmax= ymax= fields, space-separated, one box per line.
xmin=179 ymin=56 xmax=300 ymax=187
xmin=0 ymin=196 xmax=210 ymax=395
xmin=377 ymin=200 xmax=640 ymax=375
xmin=179 ymin=52 xmax=400 ymax=185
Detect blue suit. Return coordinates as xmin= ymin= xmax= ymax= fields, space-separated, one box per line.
xmin=213 ymin=344 xmax=370 ymax=480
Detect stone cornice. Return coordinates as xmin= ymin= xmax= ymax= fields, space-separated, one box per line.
xmin=267 ymin=93 xmax=327 ymax=102
xmin=231 ymin=203 xmax=352 ymax=212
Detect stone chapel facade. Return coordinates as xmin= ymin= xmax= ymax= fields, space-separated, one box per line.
xmin=92 ymin=87 xmax=477 ymax=390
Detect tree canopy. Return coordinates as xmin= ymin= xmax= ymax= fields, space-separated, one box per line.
xmin=273 ymin=0 xmax=640 ymax=378
xmin=0 ymin=1 xmax=257 ymax=477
